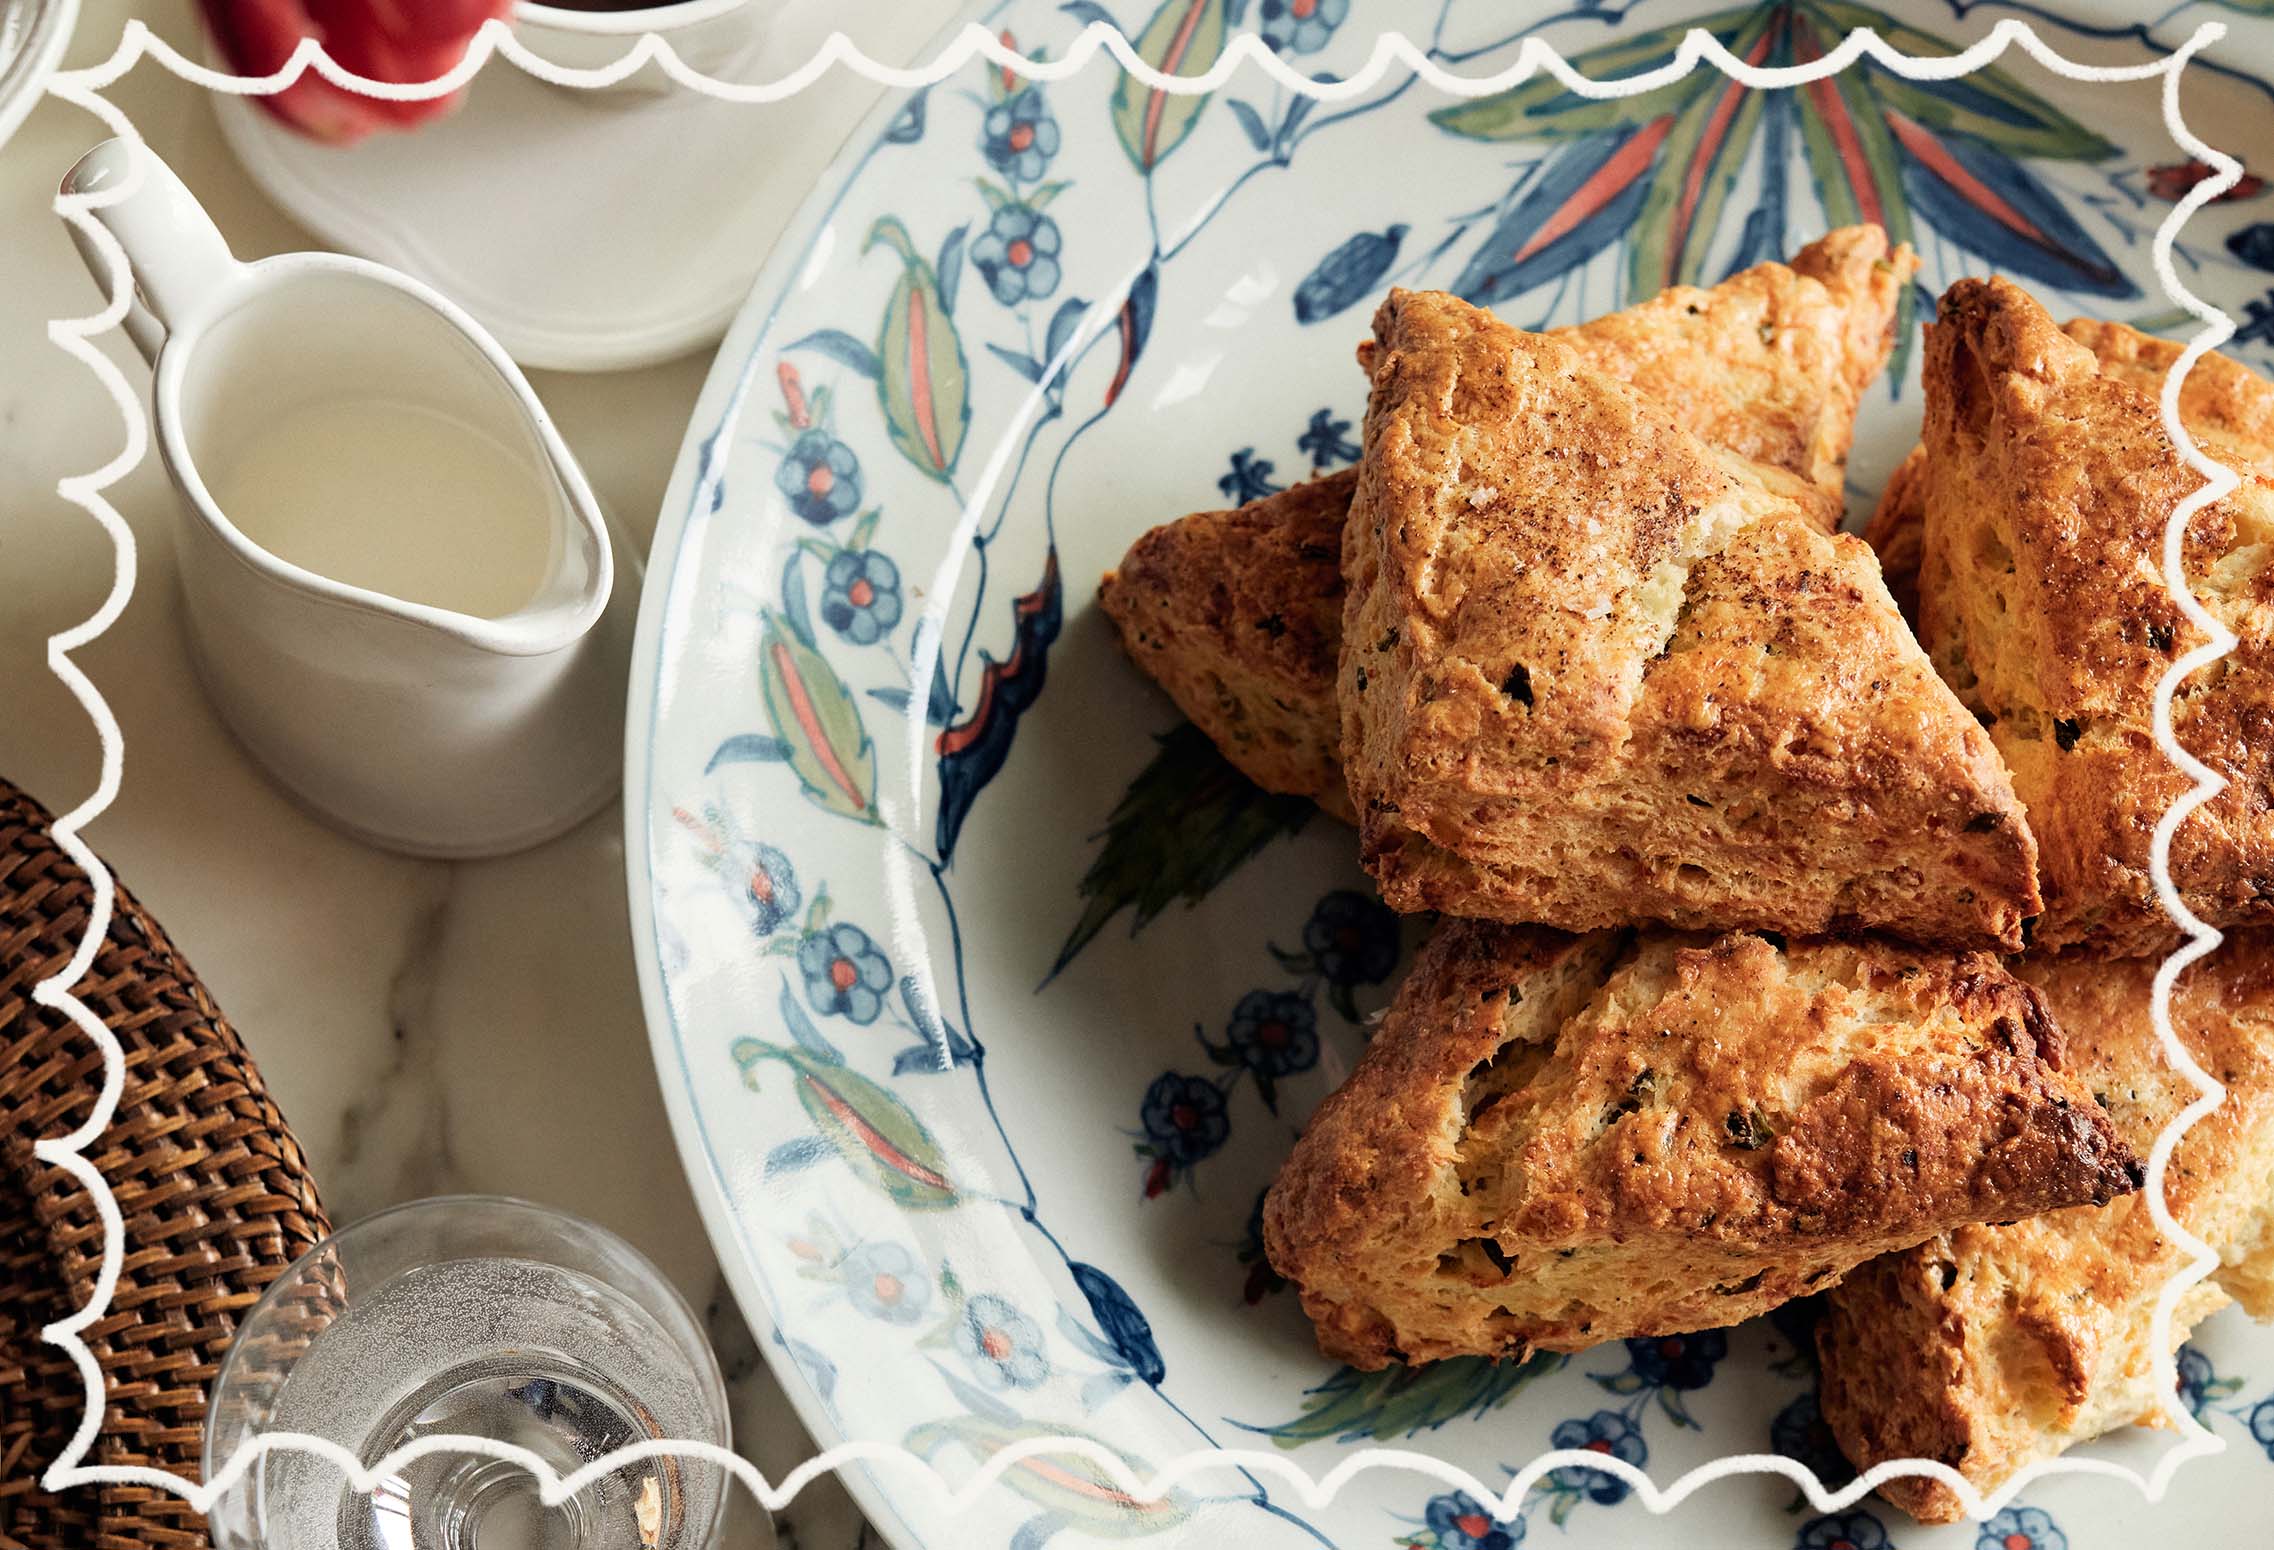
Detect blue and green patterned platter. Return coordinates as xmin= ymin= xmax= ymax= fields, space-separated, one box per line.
xmin=624 ymin=3 xmax=2274 ymax=1546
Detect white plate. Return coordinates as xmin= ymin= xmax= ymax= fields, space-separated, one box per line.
xmin=627 ymin=4 xmax=2274 ymax=1546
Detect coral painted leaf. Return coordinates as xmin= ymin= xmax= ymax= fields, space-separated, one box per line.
xmin=1790 ymin=23 xmax=1912 ymax=246
xmin=1110 ymin=0 xmax=1228 ymax=173
xmin=1050 ymin=723 xmax=1312 ymax=977
xmin=1427 ymin=6 xmax=1753 ymax=143
xmin=1244 ymin=1352 xmax=1567 ymax=1447
xmin=935 ymin=550 xmax=1063 ymax=862
xmin=764 ymin=1044 xmax=958 ymax=1209
xmin=866 ymin=216 xmax=971 ymax=482
xmin=1818 ymin=2 xmax=2118 ymax=161
xmin=760 ymin=611 xmax=879 ymax=822
xmin=1888 ymin=111 xmax=2137 ymax=297
xmin=1068 ymin=1262 xmax=1166 ymax=1385
xmin=1625 ymin=5 xmax=1774 ymax=293
xmin=1451 ymin=122 xmax=1674 ymax=308
xmin=904 ymin=1415 xmax=1189 ymax=1533
xmin=1105 ymin=264 xmax=1159 ymax=408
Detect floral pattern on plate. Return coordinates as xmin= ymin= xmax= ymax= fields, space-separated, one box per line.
xmin=633 ymin=2 xmax=2274 ymax=1546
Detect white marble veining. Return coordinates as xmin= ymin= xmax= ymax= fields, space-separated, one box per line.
xmin=0 ymin=4 xmax=955 ymax=1544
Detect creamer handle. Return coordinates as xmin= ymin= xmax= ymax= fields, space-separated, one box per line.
xmin=59 ymin=138 xmax=242 ymax=366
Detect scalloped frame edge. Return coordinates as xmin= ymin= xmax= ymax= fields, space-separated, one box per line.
xmin=29 ymin=9 xmax=2246 ymax=1535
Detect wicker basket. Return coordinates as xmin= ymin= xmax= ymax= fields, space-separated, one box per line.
xmin=1 ymin=777 xmax=329 ymax=1550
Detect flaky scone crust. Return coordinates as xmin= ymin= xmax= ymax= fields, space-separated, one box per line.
xmin=1915 ymin=280 xmax=2274 ymax=954
xmin=1817 ymin=934 xmax=2274 ymax=1523
xmin=1097 ymin=231 xmax=1915 ymax=815
xmin=1339 ymin=288 xmax=2038 ymax=947
xmin=1262 ymin=921 xmax=2138 ymax=1370
xmin=1098 ymin=470 xmax=1357 ymax=819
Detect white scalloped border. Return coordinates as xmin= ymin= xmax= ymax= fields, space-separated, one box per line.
xmin=33 ymin=7 xmax=2245 ymax=1538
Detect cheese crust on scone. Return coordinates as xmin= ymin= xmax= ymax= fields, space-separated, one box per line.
xmin=1098 ymin=229 xmax=1915 ymax=816
xmin=1261 ymin=920 xmax=2139 ymax=1370
xmin=1339 ymin=288 xmax=2038 ymax=947
xmin=1911 ymin=279 xmax=2274 ymax=953
xmin=1816 ymin=935 xmax=2274 ymax=1523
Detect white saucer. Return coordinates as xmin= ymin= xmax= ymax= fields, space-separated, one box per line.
xmin=208 ymin=6 xmax=930 ymax=373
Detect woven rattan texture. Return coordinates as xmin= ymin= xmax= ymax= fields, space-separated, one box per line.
xmin=2 ymin=777 xmax=329 ymax=1550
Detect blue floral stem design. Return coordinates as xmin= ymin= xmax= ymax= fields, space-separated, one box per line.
xmin=920 ymin=860 xmax=1334 ymax=1545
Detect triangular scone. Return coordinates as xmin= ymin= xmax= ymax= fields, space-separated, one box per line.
xmin=1914 ymin=280 xmax=2274 ymax=953
xmin=1342 ymin=289 xmax=2037 ymax=948
xmin=1817 ymin=935 xmax=2274 ymax=1523
xmin=1099 ymin=229 xmax=1916 ymax=817
xmin=1868 ymin=314 xmax=2274 ymax=626
xmin=1261 ymin=920 xmax=2138 ymax=1370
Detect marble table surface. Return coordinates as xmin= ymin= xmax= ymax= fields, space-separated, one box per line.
xmin=0 ymin=3 xmax=958 ymax=1543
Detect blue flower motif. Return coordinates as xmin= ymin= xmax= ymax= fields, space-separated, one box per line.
xmin=775 ymin=428 xmax=861 ymax=525
xmin=1978 ymin=1506 xmax=2064 ymax=1550
xmin=1422 ymin=1490 xmax=1521 ymax=1550
xmin=954 ymin=1292 xmax=1049 ymax=1389
xmin=970 ymin=203 xmax=1062 ymax=306
xmin=1625 ymin=1330 xmax=1728 ymax=1391
xmin=1298 ymin=407 xmax=1361 ymax=467
xmin=1257 ymin=0 xmax=1348 ymax=55
xmin=723 ymin=840 xmax=800 ymax=936
xmin=796 ymin=921 xmax=893 ymax=1024
xmin=2176 ymin=1343 xmax=2217 ymax=1414
xmin=1769 ymin=1391 xmax=1854 ymax=1487
xmin=2251 ymin=1395 xmax=2274 ymax=1457
xmin=1217 ymin=447 xmax=1283 ymax=504
xmin=840 ymin=1241 xmax=929 ymax=1325
xmin=982 ymin=86 xmax=1060 ymax=183
xmin=1798 ymin=1510 xmax=1890 ymax=1550
xmin=1226 ymin=990 xmax=1319 ymax=1079
xmin=1138 ymin=1073 xmax=1229 ymax=1167
xmin=1548 ymin=1409 xmax=1645 ymax=1503
xmin=1303 ymin=890 xmax=1400 ymax=986
xmin=820 ymin=549 xmax=903 ymax=646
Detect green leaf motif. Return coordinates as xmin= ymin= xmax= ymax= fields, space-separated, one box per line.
xmin=905 ymin=1415 xmax=1189 ymax=1535
xmin=736 ymin=1041 xmax=957 ymax=1209
xmin=759 ymin=611 xmax=878 ymax=822
xmin=1247 ymin=1352 xmax=1568 ymax=1447
xmin=1110 ymin=0 xmax=1228 ymax=172
xmin=1049 ymin=723 xmax=1312 ymax=978
xmin=1428 ymin=6 xmax=1754 ymax=143
xmin=1811 ymin=1 xmax=2119 ymax=161
xmin=866 ymin=216 xmax=970 ymax=482
xmin=1624 ymin=4 xmax=1775 ymax=294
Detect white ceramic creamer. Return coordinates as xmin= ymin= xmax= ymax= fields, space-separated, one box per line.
xmin=61 ymin=137 xmax=631 ymax=858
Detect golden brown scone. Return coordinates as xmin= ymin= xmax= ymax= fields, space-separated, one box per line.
xmin=1097 ymin=230 xmax=1917 ymax=813
xmin=1262 ymin=920 xmax=2139 ymax=1370
xmin=1569 ymin=222 xmax=1911 ymax=515
xmin=1915 ymin=280 xmax=2274 ymax=953
xmin=1817 ymin=935 xmax=2274 ymax=1523
xmin=1098 ymin=468 xmax=1359 ymax=821
xmin=1340 ymin=288 xmax=2038 ymax=948
xmin=1867 ymin=316 xmax=2274 ymax=628
xmin=1862 ymin=444 xmax=1928 ymax=625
